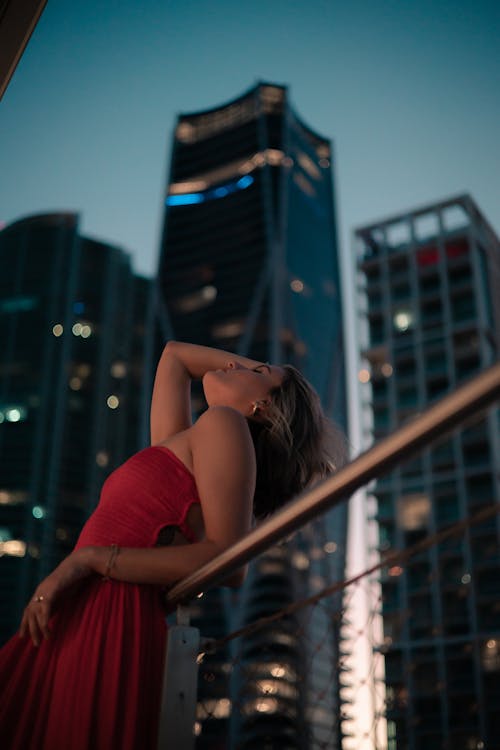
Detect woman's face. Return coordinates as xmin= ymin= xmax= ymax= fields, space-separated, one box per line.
xmin=202 ymin=362 xmax=285 ymax=416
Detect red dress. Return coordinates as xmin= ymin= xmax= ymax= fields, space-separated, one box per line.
xmin=0 ymin=446 xmax=200 ymax=750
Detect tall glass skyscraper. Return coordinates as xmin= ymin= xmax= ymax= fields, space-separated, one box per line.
xmin=356 ymin=195 xmax=500 ymax=750
xmin=0 ymin=212 xmax=151 ymax=643
xmin=157 ymin=82 xmax=347 ymax=749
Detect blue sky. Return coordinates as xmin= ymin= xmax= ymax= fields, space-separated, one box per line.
xmin=1 ymin=0 xmax=499 ymax=276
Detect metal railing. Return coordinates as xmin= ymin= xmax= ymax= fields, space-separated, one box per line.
xmin=166 ymin=360 xmax=500 ymax=606
xmin=159 ymin=361 xmax=500 ymax=748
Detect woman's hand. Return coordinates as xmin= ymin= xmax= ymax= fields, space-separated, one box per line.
xmin=19 ymin=547 xmax=94 ymax=646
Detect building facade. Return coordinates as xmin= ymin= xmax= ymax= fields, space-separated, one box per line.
xmin=356 ymin=195 xmax=500 ymax=750
xmin=157 ymin=82 xmax=348 ymax=748
xmin=0 ymin=212 xmax=151 ymax=643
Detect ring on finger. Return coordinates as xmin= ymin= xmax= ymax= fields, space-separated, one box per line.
xmin=33 ymin=595 xmax=45 ymax=603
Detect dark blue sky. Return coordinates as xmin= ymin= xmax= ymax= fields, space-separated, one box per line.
xmin=1 ymin=0 xmax=499 ymax=275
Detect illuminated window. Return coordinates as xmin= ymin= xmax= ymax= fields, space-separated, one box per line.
xmin=292 ymin=550 xmax=309 ymax=570
xmin=397 ymin=493 xmax=430 ymax=531
xmin=0 ymin=539 xmax=26 ymax=557
xmin=96 ymin=451 xmax=109 ymax=467
xmin=171 ymin=285 xmax=217 ymax=314
xmin=297 ymin=151 xmax=321 ymax=180
xmin=0 ymin=296 xmax=37 ymax=313
xmin=196 ymin=698 xmax=231 ymax=720
xmin=242 ymin=697 xmax=279 ymax=715
xmin=111 ymin=362 xmax=127 ymax=378
xmin=293 ymin=171 xmax=315 ymax=197
xmin=255 ymin=679 xmax=298 ymax=699
xmin=176 ymin=122 xmax=196 ymax=142
xmin=388 ymin=566 xmax=403 ymax=577
xmin=294 ymin=340 xmax=307 ymax=356
xmin=168 ymin=178 xmax=208 ymax=195
xmin=259 ymin=560 xmax=285 ymax=575
xmin=69 ymin=377 xmax=82 ymax=391
xmin=290 ymin=278 xmax=304 ymax=293
xmin=310 ymin=575 xmax=325 ymax=590
xmin=482 ymin=639 xmax=500 ymax=671
xmin=211 ymin=319 xmax=245 ymax=340
xmin=166 ymin=175 xmax=254 ymax=206
xmin=0 ymin=490 xmax=28 ymax=505
xmin=2 ymin=405 xmax=27 ymax=422
xmin=381 ymin=363 xmax=393 ymax=377
xmin=265 ymin=148 xmax=285 ymax=166
xmin=75 ymin=363 xmax=91 ymax=378
xmin=80 ymin=325 xmax=92 ymax=338
xmin=72 ymin=321 xmax=93 ymax=338
xmin=260 ymin=85 xmax=285 ymax=114
xmin=310 ymin=546 xmax=324 ymax=560
xmin=393 ymin=310 xmax=413 ymax=332
xmin=175 ymin=97 xmax=256 ymax=143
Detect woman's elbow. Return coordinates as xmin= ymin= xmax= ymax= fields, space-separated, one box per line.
xmin=163 ymin=340 xmax=179 ymax=357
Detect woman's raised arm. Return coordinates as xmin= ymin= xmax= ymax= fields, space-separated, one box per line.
xmin=150 ymin=341 xmax=268 ymax=445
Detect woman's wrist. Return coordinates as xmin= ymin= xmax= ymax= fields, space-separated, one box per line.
xmin=81 ymin=545 xmax=108 ymax=576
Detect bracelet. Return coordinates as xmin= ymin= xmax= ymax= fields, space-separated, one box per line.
xmin=102 ymin=543 xmax=120 ymax=581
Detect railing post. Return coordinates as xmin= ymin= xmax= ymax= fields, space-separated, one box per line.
xmin=158 ymin=605 xmax=200 ymax=750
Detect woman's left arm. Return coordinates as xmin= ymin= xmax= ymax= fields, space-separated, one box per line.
xmin=88 ymin=406 xmax=255 ymax=585
xmin=21 ymin=407 xmax=255 ymax=645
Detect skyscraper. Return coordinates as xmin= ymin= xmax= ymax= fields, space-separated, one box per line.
xmin=0 ymin=212 xmax=151 ymax=643
xmin=157 ymin=82 xmax=348 ymax=748
xmin=356 ymin=194 xmax=500 ymax=750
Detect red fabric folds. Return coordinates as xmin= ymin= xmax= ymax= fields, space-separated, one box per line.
xmin=0 ymin=446 xmax=200 ymax=750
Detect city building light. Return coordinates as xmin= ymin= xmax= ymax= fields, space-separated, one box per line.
xmin=106 ymin=395 xmax=119 ymax=409
xmin=166 ymin=175 xmax=254 ymax=207
xmin=290 ymin=278 xmax=304 ymax=293
xmin=358 ymin=368 xmax=371 ymax=383
xmin=393 ymin=310 xmax=413 ymax=332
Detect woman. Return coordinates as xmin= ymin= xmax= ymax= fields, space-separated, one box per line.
xmin=0 ymin=341 xmax=343 ymax=749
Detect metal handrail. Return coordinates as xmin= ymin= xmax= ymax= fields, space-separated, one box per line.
xmin=166 ymin=361 xmax=500 ymax=607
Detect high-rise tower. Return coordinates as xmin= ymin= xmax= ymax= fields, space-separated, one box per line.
xmin=0 ymin=212 xmax=151 ymax=643
xmin=356 ymin=195 xmax=500 ymax=750
xmin=157 ymin=83 xmax=348 ymax=748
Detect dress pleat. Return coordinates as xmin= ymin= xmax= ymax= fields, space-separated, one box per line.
xmin=0 ymin=447 xmax=200 ymax=749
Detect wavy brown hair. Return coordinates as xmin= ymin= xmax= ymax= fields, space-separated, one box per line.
xmin=248 ymin=365 xmax=347 ymax=519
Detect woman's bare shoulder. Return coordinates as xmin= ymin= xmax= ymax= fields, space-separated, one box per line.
xmin=194 ymin=405 xmax=249 ymax=428
xmin=188 ymin=407 xmax=254 ymax=466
